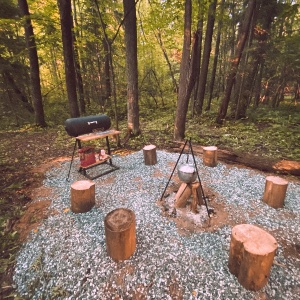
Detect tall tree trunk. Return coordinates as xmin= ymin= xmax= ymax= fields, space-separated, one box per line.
xmin=216 ymin=0 xmax=256 ymax=124
xmin=194 ymin=0 xmax=217 ymax=115
xmin=254 ymin=60 xmax=264 ymax=107
xmin=174 ymin=0 xmax=192 ymax=141
xmin=192 ymin=12 xmax=204 ymax=117
xmin=18 ymin=0 xmax=46 ymax=127
xmin=93 ymin=0 xmax=120 ymax=145
xmin=103 ymin=37 xmax=112 ymax=102
xmin=72 ymin=0 xmax=85 ymax=114
xmin=123 ymin=0 xmax=140 ymax=136
xmin=206 ymin=0 xmax=225 ymax=111
xmin=57 ymin=0 xmax=80 ymax=118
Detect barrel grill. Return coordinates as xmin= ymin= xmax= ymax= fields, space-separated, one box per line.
xmin=64 ymin=114 xmax=111 ymax=137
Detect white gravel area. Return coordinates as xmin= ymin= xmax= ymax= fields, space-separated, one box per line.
xmin=13 ymin=150 xmax=300 ymax=299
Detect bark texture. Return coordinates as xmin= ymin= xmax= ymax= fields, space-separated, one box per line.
xmin=18 ymin=0 xmax=46 ymax=126
xmin=123 ymin=0 xmax=140 ymax=135
xmin=174 ymin=0 xmax=192 ymax=140
xmin=57 ymin=0 xmax=80 ymax=118
xmin=216 ymin=0 xmax=256 ymax=124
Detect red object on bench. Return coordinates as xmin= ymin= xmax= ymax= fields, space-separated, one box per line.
xmin=78 ymin=147 xmax=96 ymax=167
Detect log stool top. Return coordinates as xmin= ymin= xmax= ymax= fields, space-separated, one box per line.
xmin=143 ymin=144 xmax=156 ymax=151
xmin=71 ymin=180 xmax=94 ymax=190
xmin=203 ymin=146 xmax=217 ymax=151
xmin=265 ymin=176 xmax=288 ymax=186
xmin=232 ymin=224 xmax=278 ymax=255
xmin=105 ymin=208 xmax=135 ymax=232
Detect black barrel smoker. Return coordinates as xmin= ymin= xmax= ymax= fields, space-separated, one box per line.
xmin=64 ymin=114 xmax=111 ymax=137
xmin=65 ymin=114 xmax=119 ymax=180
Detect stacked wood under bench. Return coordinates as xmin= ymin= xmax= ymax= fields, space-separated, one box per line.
xmin=68 ymin=130 xmax=120 ymax=180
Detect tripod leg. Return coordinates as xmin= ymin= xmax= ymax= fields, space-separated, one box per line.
xmin=67 ymin=139 xmax=78 ymax=181
xmin=160 ymin=139 xmax=188 ymax=201
xmin=189 ymin=139 xmax=211 ymax=217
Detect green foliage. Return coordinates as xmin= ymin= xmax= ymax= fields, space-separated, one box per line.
xmin=127 ymin=99 xmax=300 ymax=161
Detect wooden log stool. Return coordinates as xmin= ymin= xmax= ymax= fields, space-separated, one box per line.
xmin=104 ymin=208 xmax=136 ymax=262
xmin=143 ymin=144 xmax=157 ymax=165
xmin=175 ymin=182 xmax=203 ymax=213
xmin=263 ymin=176 xmax=288 ymax=208
xmin=202 ymin=146 xmax=218 ymax=167
xmin=70 ymin=180 xmax=95 ymax=213
xmin=228 ymin=224 xmax=278 ymax=291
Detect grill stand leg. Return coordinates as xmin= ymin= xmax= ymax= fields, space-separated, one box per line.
xmin=66 ymin=139 xmax=78 ymax=181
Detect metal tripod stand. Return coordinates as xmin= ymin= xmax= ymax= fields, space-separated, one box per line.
xmin=160 ymin=138 xmax=212 ymax=218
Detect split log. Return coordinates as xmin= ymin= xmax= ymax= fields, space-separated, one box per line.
xmin=143 ymin=144 xmax=157 ymax=165
xmin=228 ymin=224 xmax=278 ymax=291
xmin=263 ymin=176 xmax=288 ymax=208
xmin=70 ymin=180 xmax=95 ymax=213
xmin=104 ymin=208 xmax=136 ymax=262
xmin=203 ymin=146 xmax=218 ymax=167
xmin=191 ymin=182 xmax=204 ymax=206
xmin=191 ymin=182 xmax=204 ymax=213
xmin=174 ymin=183 xmax=192 ymax=208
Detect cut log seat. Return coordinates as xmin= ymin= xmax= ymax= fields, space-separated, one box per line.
xmin=143 ymin=144 xmax=157 ymax=165
xmin=228 ymin=224 xmax=278 ymax=291
xmin=263 ymin=176 xmax=288 ymax=208
xmin=70 ymin=180 xmax=95 ymax=213
xmin=104 ymin=208 xmax=136 ymax=262
xmin=203 ymin=146 xmax=218 ymax=167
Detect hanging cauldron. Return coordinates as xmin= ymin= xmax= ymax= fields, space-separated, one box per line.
xmin=177 ymin=163 xmax=197 ymax=183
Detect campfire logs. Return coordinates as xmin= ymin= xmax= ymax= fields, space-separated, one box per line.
xmin=175 ymin=182 xmax=203 ymax=213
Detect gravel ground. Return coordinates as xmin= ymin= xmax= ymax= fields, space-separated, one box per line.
xmin=13 ymin=150 xmax=300 ymax=299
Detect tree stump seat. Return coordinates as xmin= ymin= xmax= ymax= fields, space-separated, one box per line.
xmin=263 ymin=176 xmax=288 ymax=208
xmin=143 ymin=144 xmax=157 ymax=165
xmin=104 ymin=208 xmax=136 ymax=262
xmin=228 ymin=224 xmax=278 ymax=291
xmin=70 ymin=180 xmax=95 ymax=213
xmin=203 ymin=146 xmax=218 ymax=167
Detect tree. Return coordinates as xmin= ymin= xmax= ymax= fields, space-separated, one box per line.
xmin=194 ymin=0 xmax=217 ymax=115
xmin=123 ymin=0 xmax=140 ymax=136
xmin=57 ymin=0 xmax=80 ymax=118
xmin=216 ymin=0 xmax=256 ymax=124
xmin=18 ymin=0 xmax=46 ymax=127
xmin=174 ymin=0 xmax=192 ymax=141
xmin=206 ymin=0 xmax=225 ymax=111
xmin=72 ymin=0 xmax=85 ymax=114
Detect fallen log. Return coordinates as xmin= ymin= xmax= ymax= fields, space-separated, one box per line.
xmin=173 ymin=143 xmax=300 ymax=177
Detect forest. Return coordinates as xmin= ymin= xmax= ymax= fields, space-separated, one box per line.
xmin=0 ymin=0 xmax=300 ymax=298
xmin=0 ymin=0 xmax=299 ymax=137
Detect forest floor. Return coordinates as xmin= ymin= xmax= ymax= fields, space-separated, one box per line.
xmin=1 ymin=105 xmax=300 ymax=298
